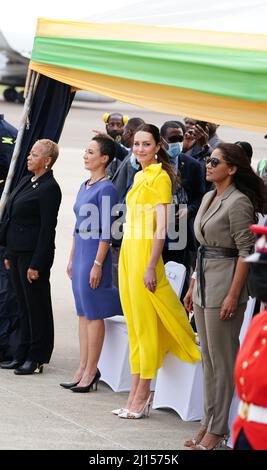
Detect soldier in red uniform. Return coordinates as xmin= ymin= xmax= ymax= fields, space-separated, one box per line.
xmin=233 ymin=224 xmax=267 ymax=450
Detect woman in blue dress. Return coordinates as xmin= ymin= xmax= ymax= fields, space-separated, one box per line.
xmin=60 ymin=134 xmax=122 ymax=392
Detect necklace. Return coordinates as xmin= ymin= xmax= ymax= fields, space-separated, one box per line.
xmin=31 ymin=175 xmax=39 ymax=189
xmin=86 ymin=175 xmax=106 ymax=188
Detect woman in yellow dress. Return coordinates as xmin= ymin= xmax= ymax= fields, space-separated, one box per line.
xmin=115 ymin=124 xmax=201 ymax=419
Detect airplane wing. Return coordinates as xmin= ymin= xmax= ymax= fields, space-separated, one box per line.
xmin=0 ymin=29 xmax=29 ymax=100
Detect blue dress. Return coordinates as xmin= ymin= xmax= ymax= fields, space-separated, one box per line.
xmin=72 ymin=179 xmax=122 ymax=320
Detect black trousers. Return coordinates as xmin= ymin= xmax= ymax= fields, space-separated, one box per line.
xmin=234 ymin=429 xmax=253 ymax=450
xmin=9 ymin=251 xmax=54 ymax=364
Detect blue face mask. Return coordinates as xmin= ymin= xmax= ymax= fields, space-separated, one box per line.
xmin=167 ymin=142 xmax=183 ymax=164
xmin=130 ymin=153 xmax=141 ymax=170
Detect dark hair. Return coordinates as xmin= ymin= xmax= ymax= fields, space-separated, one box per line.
xmin=234 ymin=141 xmax=253 ymax=163
xmin=173 ymin=120 xmax=186 ymax=134
xmin=107 ymin=113 xmax=123 ymax=122
xmin=217 ymin=143 xmax=267 ymax=215
xmin=92 ymin=134 xmax=116 ymax=167
xmin=160 ymin=121 xmax=185 ymax=138
xmin=126 ymin=117 xmax=145 ymax=131
xmin=134 ymin=123 xmax=179 ymax=192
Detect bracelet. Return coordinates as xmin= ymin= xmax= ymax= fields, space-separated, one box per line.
xmin=191 ymin=271 xmax=197 ymax=280
xmin=94 ymin=259 xmax=103 ymax=267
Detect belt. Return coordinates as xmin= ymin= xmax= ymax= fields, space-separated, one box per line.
xmin=238 ymin=400 xmax=267 ymax=424
xmin=197 ymin=245 xmax=239 ymax=307
xmin=75 ymin=228 xmax=102 ymax=234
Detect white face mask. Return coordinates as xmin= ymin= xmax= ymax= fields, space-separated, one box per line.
xmin=130 ymin=153 xmax=141 ymax=170
xmin=167 ymin=142 xmax=183 ymax=164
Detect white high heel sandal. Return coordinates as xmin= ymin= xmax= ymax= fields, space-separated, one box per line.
xmin=118 ymin=394 xmax=153 ymax=419
xmin=111 ymin=408 xmax=129 ymax=416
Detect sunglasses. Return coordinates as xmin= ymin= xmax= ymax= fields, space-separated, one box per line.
xmin=167 ymin=135 xmax=183 ymax=143
xmin=206 ymin=157 xmax=221 ymax=168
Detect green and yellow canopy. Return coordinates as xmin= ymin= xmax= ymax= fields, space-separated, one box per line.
xmin=30 ymin=14 xmax=267 ymax=132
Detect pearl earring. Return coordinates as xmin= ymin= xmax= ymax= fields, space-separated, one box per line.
xmin=155 ymin=155 xmax=158 ymax=160
xmin=45 ymin=165 xmax=48 ymax=170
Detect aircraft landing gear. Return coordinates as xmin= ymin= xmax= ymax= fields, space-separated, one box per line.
xmin=3 ymin=87 xmax=18 ymax=102
xmin=17 ymin=91 xmax=25 ymax=104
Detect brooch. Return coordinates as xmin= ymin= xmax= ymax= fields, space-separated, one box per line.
xmin=32 ymin=182 xmax=39 ymax=189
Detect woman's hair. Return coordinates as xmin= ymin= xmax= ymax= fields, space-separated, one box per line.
xmin=217 ymin=143 xmax=267 ymax=215
xmin=37 ymin=139 xmax=59 ymax=168
xmin=234 ymin=141 xmax=253 ymax=163
xmin=134 ymin=123 xmax=179 ymax=192
xmin=92 ymin=134 xmax=116 ymax=167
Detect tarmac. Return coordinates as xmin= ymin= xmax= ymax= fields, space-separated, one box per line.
xmin=0 ymin=98 xmax=265 ymax=450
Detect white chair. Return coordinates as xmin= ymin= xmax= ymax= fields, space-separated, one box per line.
xmin=239 ymin=297 xmax=256 ymax=344
xmin=98 ymin=262 xmax=186 ymax=392
xmin=164 ymin=261 xmax=186 ymax=298
xmin=152 ymin=351 xmax=203 ymax=420
xmin=98 ymin=315 xmax=131 ymax=392
xmin=153 ymin=262 xmax=205 ymax=420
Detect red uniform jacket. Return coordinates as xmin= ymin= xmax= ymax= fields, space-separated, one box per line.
xmin=233 ymin=310 xmax=267 ymax=450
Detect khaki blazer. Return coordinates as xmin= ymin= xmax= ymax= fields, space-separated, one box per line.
xmin=193 ymin=184 xmax=255 ymax=308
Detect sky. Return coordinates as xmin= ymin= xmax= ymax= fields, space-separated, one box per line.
xmin=1 ymin=0 xmax=138 ymax=31
xmin=0 ymin=0 xmax=138 ymax=53
xmin=1 ymin=0 xmax=266 ymax=55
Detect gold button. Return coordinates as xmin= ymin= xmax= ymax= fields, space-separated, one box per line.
xmin=242 ymin=361 xmax=249 ymax=369
xmin=263 ymin=325 xmax=267 ymax=331
xmin=239 ymin=377 xmax=245 ymax=385
xmin=262 ymin=338 xmax=267 ymax=345
xmin=253 ymin=350 xmax=260 ymax=357
xmin=242 ymin=393 xmax=246 ymax=400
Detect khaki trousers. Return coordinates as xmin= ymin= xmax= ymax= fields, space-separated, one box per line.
xmin=194 ymin=302 xmax=246 ymax=435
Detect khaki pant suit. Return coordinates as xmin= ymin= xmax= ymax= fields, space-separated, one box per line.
xmin=193 ymin=184 xmax=255 ymax=435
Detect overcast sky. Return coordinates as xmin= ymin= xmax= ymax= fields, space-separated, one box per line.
xmin=1 ymin=1 xmax=137 ymax=31
xmin=0 ymin=0 xmax=137 ymax=53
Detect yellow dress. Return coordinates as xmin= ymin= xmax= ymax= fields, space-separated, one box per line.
xmin=119 ymin=163 xmax=201 ymax=379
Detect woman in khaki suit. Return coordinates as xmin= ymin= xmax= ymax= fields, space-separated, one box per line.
xmin=183 ymin=143 xmax=266 ymax=450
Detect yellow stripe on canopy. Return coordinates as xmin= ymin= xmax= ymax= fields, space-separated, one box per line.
xmin=30 ymin=61 xmax=267 ymax=132
xmin=36 ymin=18 xmax=267 ymax=51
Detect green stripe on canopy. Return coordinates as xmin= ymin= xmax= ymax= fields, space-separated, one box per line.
xmin=31 ymin=36 xmax=267 ymax=102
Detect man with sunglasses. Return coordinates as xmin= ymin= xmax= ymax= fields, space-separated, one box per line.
xmin=160 ymin=121 xmax=206 ymax=299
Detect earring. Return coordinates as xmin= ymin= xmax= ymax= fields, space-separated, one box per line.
xmin=45 ymin=165 xmax=48 ymax=170
xmin=155 ymin=155 xmax=158 ymax=160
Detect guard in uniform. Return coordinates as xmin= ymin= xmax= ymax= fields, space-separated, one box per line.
xmin=233 ymin=224 xmax=267 ymax=450
xmin=0 ymin=114 xmax=18 ymax=361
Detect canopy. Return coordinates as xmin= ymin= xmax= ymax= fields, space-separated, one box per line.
xmin=29 ymin=0 xmax=267 ymax=132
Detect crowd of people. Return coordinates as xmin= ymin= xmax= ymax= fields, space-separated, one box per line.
xmin=0 ymin=111 xmax=267 ymax=450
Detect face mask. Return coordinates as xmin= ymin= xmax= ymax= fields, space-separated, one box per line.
xmin=167 ymin=142 xmax=183 ymax=163
xmin=130 ymin=153 xmax=140 ymax=170
xmin=108 ymin=130 xmax=122 ymax=142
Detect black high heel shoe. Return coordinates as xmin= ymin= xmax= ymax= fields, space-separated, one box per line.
xmin=14 ymin=360 xmax=43 ymax=375
xmin=60 ymin=381 xmax=80 ymax=389
xmin=70 ymin=368 xmax=101 ymax=393
xmin=0 ymin=359 xmax=23 ymax=370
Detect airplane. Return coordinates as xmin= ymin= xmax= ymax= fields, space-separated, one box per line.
xmin=0 ymin=30 xmax=29 ymax=103
xmin=0 ymin=28 xmax=114 ymax=104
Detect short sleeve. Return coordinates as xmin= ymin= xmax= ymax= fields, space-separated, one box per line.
xmin=152 ymin=172 xmax=172 ymax=206
xmin=229 ymin=194 xmax=255 ymax=257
